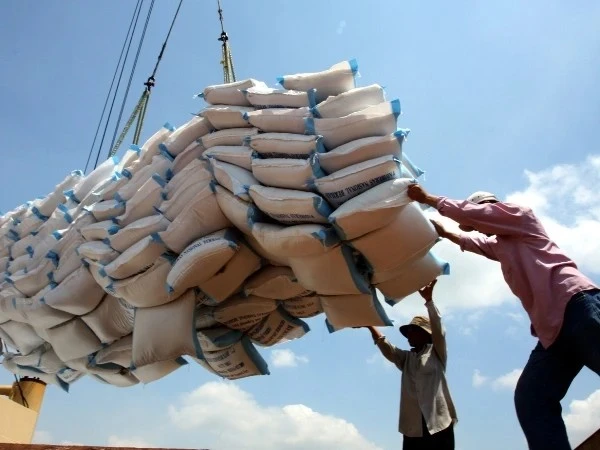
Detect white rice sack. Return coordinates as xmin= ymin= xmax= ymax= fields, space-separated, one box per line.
xmin=93 ymin=371 xmax=139 ymax=388
xmin=36 ymin=170 xmax=85 ymax=217
xmin=88 ymin=172 xmax=124 ymax=203
xmin=244 ymin=266 xmax=312 ymax=300
xmin=310 ymin=84 xmax=386 ymax=119
xmin=247 ymin=306 xmax=309 ymax=347
xmin=42 ymin=266 xmax=105 ymax=315
xmin=94 ymin=334 xmax=133 ymax=367
xmin=199 ymin=79 xmax=267 ymax=106
xmin=210 ymin=159 xmax=258 ymax=201
xmin=76 ymin=241 xmax=120 ymax=265
xmin=282 ymin=296 xmax=323 ymax=318
xmin=2 ymin=357 xmax=66 ymax=389
xmin=139 ymin=122 xmax=175 ymax=166
xmin=47 ymin=236 xmax=86 ymax=284
xmin=195 ymin=305 xmax=218 ymax=329
xmin=279 ymin=60 xmax=359 ymax=103
xmin=70 ymin=156 xmax=120 ymax=203
xmin=46 ymin=318 xmax=103 ymax=361
xmin=100 ymin=172 xmax=131 ymax=202
xmin=321 ymin=290 xmax=393 ymax=332
xmin=249 ymin=185 xmax=332 ymax=225
xmin=159 ymin=177 xmax=213 ymax=222
xmin=9 ymin=344 xmax=64 ymax=374
xmin=314 ymin=155 xmax=401 ymax=207
xmin=203 ymin=145 xmax=253 ymax=170
xmin=166 ymin=230 xmax=240 ymax=294
xmin=202 ymin=127 xmax=259 ymax=149
xmin=213 ymin=294 xmax=278 ymax=331
xmin=245 ymin=107 xmax=310 ymax=134
xmin=197 ymin=241 xmax=261 ymax=305
xmin=252 ymin=223 xmax=339 ymax=258
xmin=350 ymin=202 xmax=438 ymax=273
xmin=132 ymin=358 xmax=188 ymax=384
xmin=329 ymin=178 xmax=413 ymax=240
xmin=203 ymin=336 xmax=269 ymax=380
xmin=159 ymin=116 xmax=213 ymax=157
xmin=244 ymin=233 xmax=289 ymax=267
xmin=164 ymin=158 xmax=211 ymax=200
xmin=80 ymin=220 xmax=121 ymax=241
xmin=114 ymin=174 xmax=166 ymax=226
xmin=68 ymin=209 xmax=97 ymax=233
xmin=212 ymin=184 xmax=262 ymax=235
xmin=375 ymin=252 xmax=450 ymax=304
xmin=108 ymin=215 xmax=171 ymax=253
xmin=88 ymin=199 xmax=125 ymax=221
xmin=132 ymin=290 xmax=199 ymax=367
xmin=288 ymin=244 xmax=370 ymax=295
xmin=11 ymin=233 xmax=38 ymax=259
xmin=14 ymin=213 xmax=45 ymax=238
xmin=81 ymin=295 xmax=134 ymax=344
xmin=6 ymin=259 xmax=53 ymax=297
xmin=197 ymin=327 xmax=243 ymax=352
xmin=0 ymin=321 xmax=44 ymax=354
xmin=244 ymin=86 xmax=309 ymax=109
xmin=319 ymin=130 xmax=408 ymax=174
xmin=114 ymin=152 xmax=173 ymax=203
xmin=251 ymin=156 xmax=324 ymax=191
xmin=115 ymin=144 xmax=142 ymax=173
xmin=306 ymin=99 xmax=401 ymax=149
xmin=6 ymin=254 xmax=29 ymax=276
xmin=202 ymin=106 xmax=254 ymax=130
xmin=248 ymin=133 xmax=325 ymax=159
xmin=0 ymin=256 xmax=10 ymax=272
xmin=171 ymin=141 xmax=205 ymax=176
xmin=83 ymin=259 xmax=113 ymax=292
xmin=102 ymin=233 xmax=166 ymax=280
xmin=0 ymin=290 xmax=73 ymax=329
xmin=109 ymin=254 xmax=182 ymax=308
xmin=160 ymin=184 xmax=231 ymax=254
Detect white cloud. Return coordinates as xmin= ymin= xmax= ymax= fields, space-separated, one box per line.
xmin=492 ymin=369 xmax=523 ymax=391
xmin=472 ymin=369 xmax=489 ymax=388
xmin=336 ymin=20 xmax=347 ymax=35
xmin=168 ymin=381 xmax=381 ymax=450
xmin=32 ymin=430 xmax=53 ymax=444
xmin=506 ymin=154 xmax=600 ymax=276
xmin=472 ymin=368 xmax=523 ymax=391
xmin=271 ymin=349 xmax=309 ymax=368
xmin=564 ymin=389 xmax=600 ymax=447
xmin=107 ymin=435 xmax=155 ymax=447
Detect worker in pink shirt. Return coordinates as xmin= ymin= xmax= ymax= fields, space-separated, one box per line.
xmin=407 ymin=184 xmax=599 ymax=450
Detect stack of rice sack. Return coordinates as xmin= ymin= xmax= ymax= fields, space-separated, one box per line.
xmin=0 ymin=58 xmax=450 ymax=390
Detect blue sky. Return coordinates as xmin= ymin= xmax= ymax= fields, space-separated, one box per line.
xmin=2 ymin=1 xmax=600 ymax=449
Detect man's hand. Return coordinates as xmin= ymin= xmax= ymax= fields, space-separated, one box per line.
xmin=418 ymin=279 xmax=438 ymax=303
xmin=407 ymin=183 xmax=439 ymax=208
xmin=430 ymin=219 xmax=448 ymax=238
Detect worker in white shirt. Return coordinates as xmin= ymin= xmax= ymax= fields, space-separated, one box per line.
xmin=364 ymin=280 xmax=457 ymax=450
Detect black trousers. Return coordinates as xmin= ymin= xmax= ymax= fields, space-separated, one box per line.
xmin=402 ymin=416 xmax=455 ymax=450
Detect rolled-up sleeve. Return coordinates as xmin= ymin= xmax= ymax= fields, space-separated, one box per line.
xmin=376 ymin=338 xmax=408 ymax=371
xmin=426 ymin=301 xmax=447 ymax=367
xmin=437 ymin=197 xmax=528 ymax=237
xmin=459 ymin=233 xmax=498 ymax=261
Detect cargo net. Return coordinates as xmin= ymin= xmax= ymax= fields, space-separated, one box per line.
xmin=0 ymin=60 xmax=450 ymax=390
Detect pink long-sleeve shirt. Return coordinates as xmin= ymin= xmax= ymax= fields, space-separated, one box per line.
xmin=437 ymin=197 xmax=597 ymax=348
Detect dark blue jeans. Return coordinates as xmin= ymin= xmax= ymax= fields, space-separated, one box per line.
xmin=514 ymin=289 xmax=600 ymax=450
